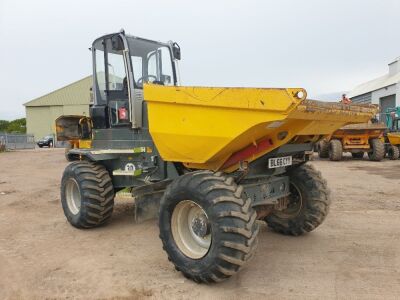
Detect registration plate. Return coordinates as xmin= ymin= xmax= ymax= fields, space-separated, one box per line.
xmin=268 ymin=156 xmax=292 ymax=168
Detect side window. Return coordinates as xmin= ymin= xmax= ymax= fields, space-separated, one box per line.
xmin=131 ymin=56 xmax=143 ymax=84
xmin=148 ymin=51 xmax=158 ymax=79
xmin=107 ymin=52 xmax=126 ymax=91
xmin=147 ymin=47 xmax=173 ymax=86
xmin=160 ymin=47 xmax=173 ymax=86
xmin=95 ymin=48 xmax=106 ymax=101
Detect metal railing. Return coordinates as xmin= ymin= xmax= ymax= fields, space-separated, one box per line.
xmin=0 ymin=132 xmax=36 ymax=150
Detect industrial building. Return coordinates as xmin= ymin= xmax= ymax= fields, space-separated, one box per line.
xmin=24 ymin=76 xmax=91 ymax=141
xmin=348 ymin=57 xmax=400 ymax=118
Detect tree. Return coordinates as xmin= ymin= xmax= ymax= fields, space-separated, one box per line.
xmin=0 ymin=118 xmax=26 ymax=133
xmin=0 ymin=120 xmax=9 ymax=132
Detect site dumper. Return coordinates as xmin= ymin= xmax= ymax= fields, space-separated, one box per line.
xmin=387 ymin=132 xmax=400 ymax=159
xmin=57 ymin=30 xmax=378 ymax=283
xmin=317 ymin=122 xmax=386 ymax=161
xmin=383 ymin=107 xmax=400 ymax=159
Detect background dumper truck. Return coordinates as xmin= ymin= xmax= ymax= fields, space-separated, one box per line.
xmin=56 ymin=30 xmax=378 ymax=283
xmin=317 ymin=122 xmax=387 ymax=161
xmin=383 ymin=107 xmax=400 ymax=159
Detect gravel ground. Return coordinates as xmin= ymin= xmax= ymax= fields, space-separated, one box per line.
xmin=0 ymin=148 xmax=399 ymax=299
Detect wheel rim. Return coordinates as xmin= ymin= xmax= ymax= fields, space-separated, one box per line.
xmin=275 ymin=183 xmax=303 ymax=219
xmin=171 ymin=200 xmax=211 ymax=259
xmin=65 ymin=178 xmax=81 ymax=215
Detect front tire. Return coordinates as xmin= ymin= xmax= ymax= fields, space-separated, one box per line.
xmin=368 ymin=139 xmax=385 ymax=161
xmin=317 ymin=140 xmax=329 ymax=158
xmin=265 ymin=164 xmax=330 ymax=236
xmin=159 ymin=171 xmax=259 ymax=283
xmin=61 ymin=161 xmax=114 ymax=228
xmin=329 ymin=139 xmax=343 ymax=161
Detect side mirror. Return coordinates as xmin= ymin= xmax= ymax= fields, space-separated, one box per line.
xmin=172 ymin=42 xmax=181 ymax=60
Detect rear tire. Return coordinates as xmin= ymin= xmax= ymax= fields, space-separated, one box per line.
xmin=387 ymin=145 xmax=400 ymax=160
xmin=368 ymin=139 xmax=385 ymax=161
xmin=351 ymin=152 xmax=364 ymax=159
xmin=61 ymin=161 xmax=114 ymax=228
xmin=329 ymin=139 xmax=343 ymax=161
xmin=265 ymin=164 xmax=331 ymax=236
xmin=317 ymin=140 xmax=329 ymax=158
xmin=159 ymin=171 xmax=259 ymax=283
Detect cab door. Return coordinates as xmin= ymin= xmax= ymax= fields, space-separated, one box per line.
xmin=92 ymin=35 xmax=131 ymax=128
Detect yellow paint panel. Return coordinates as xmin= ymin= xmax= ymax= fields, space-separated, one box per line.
xmin=144 ymin=85 xmax=377 ymax=171
xmin=388 ymin=133 xmax=400 ymax=145
xmin=78 ymin=140 xmax=92 ymax=149
xmin=145 ymin=85 xmax=305 ymax=167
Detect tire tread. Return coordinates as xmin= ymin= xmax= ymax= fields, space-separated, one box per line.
xmin=61 ymin=161 xmax=114 ymax=228
xmin=159 ymin=171 xmax=258 ymax=283
xmin=265 ymin=163 xmax=330 ymax=236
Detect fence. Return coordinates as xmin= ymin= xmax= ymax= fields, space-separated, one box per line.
xmin=0 ymin=132 xmax=36 ymax=150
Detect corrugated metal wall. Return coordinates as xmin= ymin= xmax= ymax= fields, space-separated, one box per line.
xmin=351 ymin=92 xmax=372 ymax=104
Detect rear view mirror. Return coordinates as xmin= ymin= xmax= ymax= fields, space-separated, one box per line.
xmin=172 ymin=42 xmax=181 ymax=60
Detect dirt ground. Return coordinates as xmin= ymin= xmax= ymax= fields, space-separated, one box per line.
xmin=0 ymin=148 xmax=399 ymax=299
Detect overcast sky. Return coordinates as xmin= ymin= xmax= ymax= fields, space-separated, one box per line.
xmin=0 ymin=0 xmax=399 ymax=120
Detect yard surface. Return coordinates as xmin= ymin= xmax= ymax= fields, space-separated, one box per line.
xmin=0 ymin=149 xmax=399 ymax=299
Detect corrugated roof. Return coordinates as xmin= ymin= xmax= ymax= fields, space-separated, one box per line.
xmin=348 ymin=71 xmax=400 ymax=98
xmin=24 ymin=76 xmax=92 ymax=107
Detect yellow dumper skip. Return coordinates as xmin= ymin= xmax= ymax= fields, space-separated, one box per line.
xmin=144 ymin=85 xmax=378 ymax=171
xmin=387 ymin=132 xmax=400 ymax=145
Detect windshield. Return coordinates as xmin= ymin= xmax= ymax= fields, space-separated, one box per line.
xmin=127 ymin=38 xmax=175 ymax=88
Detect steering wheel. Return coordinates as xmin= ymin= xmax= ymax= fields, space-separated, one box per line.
xmin=136 ymin=75 xmax=158 ymax=87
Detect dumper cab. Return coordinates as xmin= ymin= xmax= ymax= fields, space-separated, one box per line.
xmin=89 ymin=30 xmax=180 ymax=130
xmin=58 ymin=30 xmax=184 ymax=185
xmin=385 ymin=107 xmax=400 ymax=132
xmin=383 ymin=107 xmax=400 ymax=159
